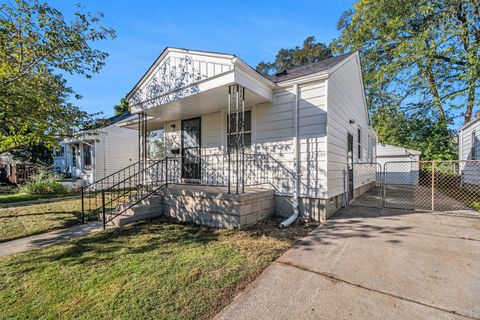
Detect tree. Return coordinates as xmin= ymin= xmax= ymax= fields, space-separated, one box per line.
xmin=0 ymin=0 xmax=115 ymax=153
xmin=372 ymin=107 xmax=457 ymax=160
xmin=334 ymin=0 xmax=480 ymax=124
xmin=114 ymin=97 xmax=130 ymax=115
xmin=256 ymin=36 xmax=332 ymax=75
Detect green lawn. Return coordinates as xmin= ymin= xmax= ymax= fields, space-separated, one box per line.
xmin=0 ymin=199 xmax=83 ymax=242
xmin=0 ymin=192 xmax=78 ymax=205
xmin=0 ymin=218 xmax=315 ymax=319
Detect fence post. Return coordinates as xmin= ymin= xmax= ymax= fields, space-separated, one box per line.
xmin=431 ymin=161 xmax=435 ymax=212
xmin=81 ymin=187 xmax=85 ymax=223
xmin=102 ymin=190 xmax=106 ymax=230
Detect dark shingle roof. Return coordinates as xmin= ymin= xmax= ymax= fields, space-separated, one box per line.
xmin=265 ymin=53 xmax=354 ymax=83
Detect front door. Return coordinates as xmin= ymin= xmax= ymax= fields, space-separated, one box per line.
xmin=181 ymin=117 xmax=201 ymax=180
xmin=347 ymin=133 xmax=354 ymax=201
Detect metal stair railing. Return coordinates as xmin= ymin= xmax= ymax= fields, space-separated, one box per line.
xmin=99 ymin=158 xmax=167 ymax=229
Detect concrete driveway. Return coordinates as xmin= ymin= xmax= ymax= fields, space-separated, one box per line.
xmin=216 ymin=206 xmax=480 ymax=320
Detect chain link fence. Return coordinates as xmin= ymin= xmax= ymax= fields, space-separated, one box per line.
xmin=350 ymin=160 xmax=480 ymax=213
xmin=350 ymin=163 xmax=383 ymax=208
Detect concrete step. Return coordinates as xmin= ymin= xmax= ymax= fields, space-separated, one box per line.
xmin=107 ymin=195 xmax=163 ymax=227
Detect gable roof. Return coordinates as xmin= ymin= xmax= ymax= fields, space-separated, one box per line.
xmin=126 ymin=47 xmax=237 ymax=101
xmin=265 ymin=53 xmax=354 ymax=83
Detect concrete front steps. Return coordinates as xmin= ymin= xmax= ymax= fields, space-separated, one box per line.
xmin=103 ymin=185 xmax=276 ymax=229
xmin=106 ymin=194 xmax=163 ymax=227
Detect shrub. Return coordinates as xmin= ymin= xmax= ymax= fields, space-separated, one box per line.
xmin=18 ymin=169 xmax=66 ymax=195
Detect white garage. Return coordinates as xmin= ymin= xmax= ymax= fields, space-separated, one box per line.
xmin=376 ymin=144 xmax=422 ymax=185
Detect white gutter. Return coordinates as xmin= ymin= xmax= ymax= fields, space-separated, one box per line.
xmin=280 ymin=83 xmax=300 ymax=228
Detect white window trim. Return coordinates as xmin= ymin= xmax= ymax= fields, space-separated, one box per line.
xmin=226 ymin=110 xmax=252 ymax=150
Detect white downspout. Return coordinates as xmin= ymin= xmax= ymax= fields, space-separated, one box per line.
xmin=280 ymin=83 xmax=300 ymax=227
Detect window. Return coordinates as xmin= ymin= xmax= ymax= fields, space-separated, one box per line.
xmin=472 ymin=132 xmax=477 ymax=160
xmin=55 ymin=145 xmax=65 ymax=157
xmin=227 ymin=110 xmax=251 ymax=149
xmin=357 ymin=127 xmax=362 ymax=160
xmin=83 ymin=144 xmax=92 ymax=170
xmin=147 ymin=128 xmax=165 ymax=159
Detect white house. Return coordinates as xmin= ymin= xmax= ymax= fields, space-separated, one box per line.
xmin=376 ymin=144 xmax=422 ymax=185
xmin=112 ymin=47 xmax=377 ymax=222
xmin=53 ymin=113 xmax=139 ymax=185
xmin=459 ymin=112 xmax=480 ymax=185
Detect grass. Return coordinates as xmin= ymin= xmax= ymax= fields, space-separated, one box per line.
xmin=0 ymin=218 xmax=315 ymax=319
xmin=0 ymin=199 xmax=83 ymax=242
xmin=0 ymin=192 xmax=78 ymax=204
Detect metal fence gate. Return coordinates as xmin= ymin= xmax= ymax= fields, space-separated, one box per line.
xmin=351 ymin=160 xmax=480 ymax=213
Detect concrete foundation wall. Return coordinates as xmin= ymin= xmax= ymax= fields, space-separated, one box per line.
xmin=353 ymin=181 xmax=375 ymax=199
xmin=160 ymin=186 xmax=274 ymax=229
xmin=274 ymin=195 xmax=343 ymax=223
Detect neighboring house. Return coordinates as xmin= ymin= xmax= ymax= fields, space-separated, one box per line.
xmin=53 ymin=113 xmax=139 ymax=185
xmin=459 ymin=112 xmax=480 ymax=185
xmin=0 ymin=152 xmax=35 ymax=184
xmin=113 ymin=47 xmax=376 ymax=222
xmin=376 ymin=144 xmax=422 ymax=185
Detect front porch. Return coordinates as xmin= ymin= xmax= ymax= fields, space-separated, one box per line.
xmin=110 ymin=184 xmax=275 ymax=228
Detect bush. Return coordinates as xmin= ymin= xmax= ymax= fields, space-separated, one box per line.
xmin=18 ymin=169 xmax=66 ymax=195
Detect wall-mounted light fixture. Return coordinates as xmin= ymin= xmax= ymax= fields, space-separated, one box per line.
xmin=349 ymin=119 xmax=356 ymax=124
xmin=171 ymin=123 xmax=176 ymax=129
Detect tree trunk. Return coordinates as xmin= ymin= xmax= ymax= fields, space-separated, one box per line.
xmin=424 ymin=63 xmax=446 ymax=121
xmin=464 ymin=79 xmax=476 ymax=123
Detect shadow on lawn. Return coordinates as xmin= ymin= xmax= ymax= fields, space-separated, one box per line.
xmin=11 ymin=217 xmax=316 ymax=268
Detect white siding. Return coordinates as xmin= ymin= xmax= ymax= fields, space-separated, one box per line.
xmin=376 ymin=144 xmax=421 ymax=185
xmin=459 ymin=119 xmax=480 ymax=161
xmin=202 ymin=112 xmax=223 ymax=154
xmin=298 ymin=81 xmax=328 ymax=198
xmin=459 ymin=119 xmax=480 ymax=185
xmin=94 ymin=125 xmax=139 ymax=181
xmin=255 ymin=80 xmax=328 ymax=198
xmin=326 ymin=55 xmax=372 ymax=198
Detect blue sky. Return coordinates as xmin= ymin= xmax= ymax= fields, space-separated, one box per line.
xmin=50 ymin=0 xmax=354 ymax=118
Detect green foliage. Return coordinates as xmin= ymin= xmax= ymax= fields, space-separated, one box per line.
xmin=18 ymin=168 xmax=66 ymax=195
xmin=256 ymin=36 xmax=332 ymax=75
xmin=372 ymin=108 xmax=457 ymax=160
xmin=0 ymin=0 xmax=115 ymax=153
xmin=334 ymin=0 xmax=480 ymax=124
xmin=114 ymin=97 xmax=130 ymax=115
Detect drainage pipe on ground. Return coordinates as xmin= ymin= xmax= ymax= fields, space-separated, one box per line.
xmin=280 ymin=83 xmax=300 ymax=228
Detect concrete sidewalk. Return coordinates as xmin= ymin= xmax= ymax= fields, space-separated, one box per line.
xmin=216 ymin=207 xmax=480 ymax=320
xmin=0 ymin=221 xmax=103 ymax=256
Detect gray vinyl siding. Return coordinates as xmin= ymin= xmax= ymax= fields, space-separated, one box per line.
xmin=326 ymin=56 xmax=372 ymax=198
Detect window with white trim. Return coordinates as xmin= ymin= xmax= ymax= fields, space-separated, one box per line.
xmin=227 ymin=110 xmax=251 ymax=148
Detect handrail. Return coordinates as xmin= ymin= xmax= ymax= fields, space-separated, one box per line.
xmin=83 ymin=160 xmax=141 ymax=190
xmin=82 ymin=151 xmax=300 ymax=228
xmin=104 ymin=158 xmax=165 ymax=192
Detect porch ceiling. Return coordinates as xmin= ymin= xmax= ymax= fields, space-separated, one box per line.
xmin=144 ymin=84 xmax=268 ymax=120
